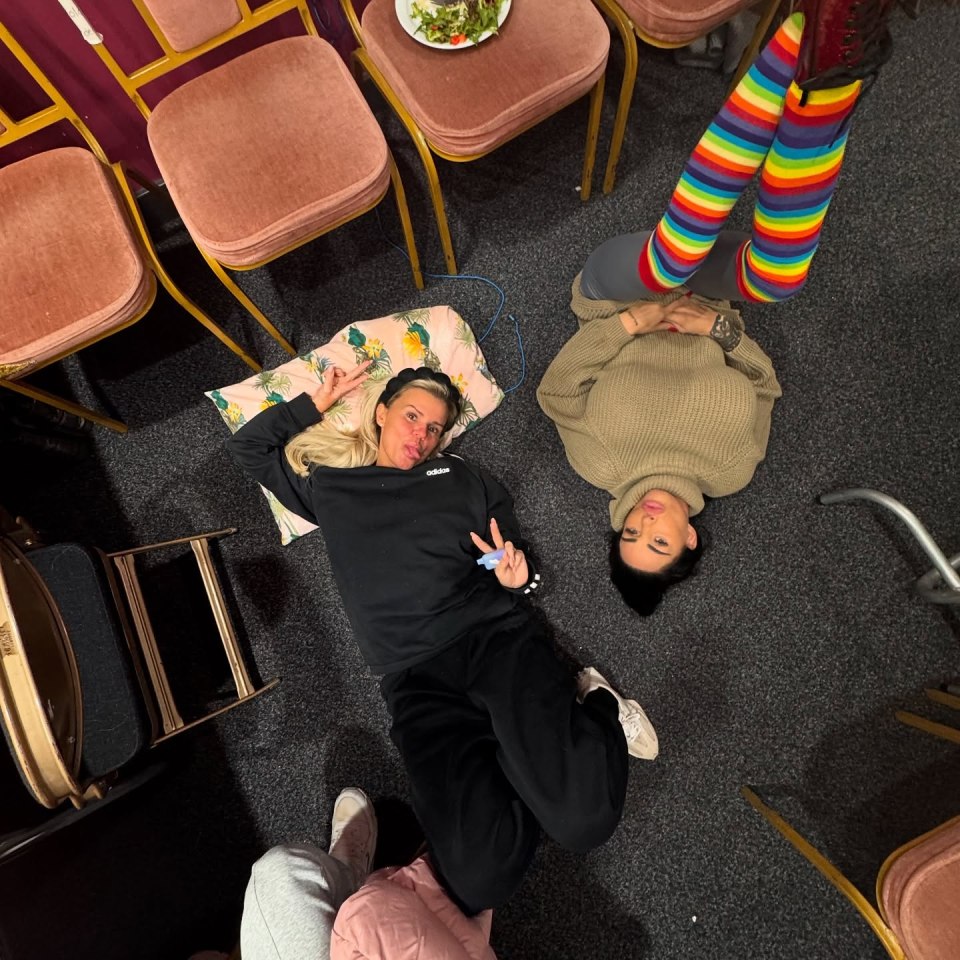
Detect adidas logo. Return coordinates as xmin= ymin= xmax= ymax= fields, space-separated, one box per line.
xmin=426 ymin=467 xmax=450 ymax=476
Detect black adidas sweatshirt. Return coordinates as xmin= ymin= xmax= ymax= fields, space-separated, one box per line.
xmin=227 ymin=393 xmax=537 ymax=674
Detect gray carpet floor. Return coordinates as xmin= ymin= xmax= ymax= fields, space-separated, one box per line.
xmin=2 ymin=7 xmax=959 ymax=959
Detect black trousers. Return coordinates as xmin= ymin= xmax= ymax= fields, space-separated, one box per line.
xmin=380 ymin=613 xmax=629 ymax=914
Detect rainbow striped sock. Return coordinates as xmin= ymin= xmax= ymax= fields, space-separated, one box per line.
xmin=737 ymin=80 xmax=860 ymax=302
xmin=638 ymin=13 xmax=804 ymax=292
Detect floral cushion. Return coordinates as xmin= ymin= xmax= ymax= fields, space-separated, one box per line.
xmin=207 ymin=305 xmax=504 ymax=543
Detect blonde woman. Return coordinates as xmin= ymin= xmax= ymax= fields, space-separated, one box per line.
xmin=227 ymin=363 xmax=657 ymax=916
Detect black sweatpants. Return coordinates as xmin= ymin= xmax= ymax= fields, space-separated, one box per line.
xmin=380 ymin=613 xmax=629 ymax=914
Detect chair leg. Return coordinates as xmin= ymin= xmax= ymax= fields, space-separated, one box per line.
xmin=593 ymin=0 xmax=639 ymax=195
xmin=152 ymin=680 xmax=280 ymax=744
xmin=388 ymin=154 xmax=425 ymax=290
xmin=190 ymin=535 xmax=255 ymax=697
xmin=153 ymin=262 xmax=262 ymax=373
xmin=110 ymin=163 xmax=266 ymax=371
xmin=200 ymin=253 xmax=298 ymax=357
xmin=740 ymin=787 xmax=906 ymax=960
xmin=107 ymin=527 xmax=238 ymax=557
xmin=926 ymin=688 xmax=960 ymax=711
xmin=420 ymin=146 xmax=458 ymax=276
xmin=896 ymin=710 xmax=960 ymax=745
xmin=580 ymin=73 xmax=605 ymax=202
xmin=0 ymin=376 xmax=127 ymax=433
xmin=142 ymin=251 xmax=263 ymax=374
xmin=355 ymin=49 xmax=458 ymax=275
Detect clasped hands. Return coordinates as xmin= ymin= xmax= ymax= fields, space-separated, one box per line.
xmin=619 ymin=296 xmax=723 ymax=337
xmin=470 ymin=518 xmax=528 ymax=590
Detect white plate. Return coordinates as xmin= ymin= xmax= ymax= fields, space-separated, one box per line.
xmin=395 ymin=0 xmax=511 ymax=50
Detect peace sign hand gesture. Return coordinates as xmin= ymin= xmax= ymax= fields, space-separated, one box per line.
xmin=470 ymin=518 xmax=529 ymax=590
xmin=311 ymin=360 xmax=371 ymax=415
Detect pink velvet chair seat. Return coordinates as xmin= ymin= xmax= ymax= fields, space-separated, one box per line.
xmin=147 ymin=35 xmax=391 ymax=268
xmin=0 ymin=147 xmax=153 ymax=372
xmin=879 ymin=814 xmax=960 ymax=960
xmin=617 ymin=0 xmax=755 ymax=44
xmin=360 ymin=0 xmax=609 ymax=156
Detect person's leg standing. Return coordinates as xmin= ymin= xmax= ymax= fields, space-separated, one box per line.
xmin=736 ymin=75 xmax=860 ymax=301
xmin=578 ymin=17 xmax=801 ymax=303
xmin=589 ymin=7 xmax=891 ymax=305
xmin=638 ymin=14 xmax=803 ymax=293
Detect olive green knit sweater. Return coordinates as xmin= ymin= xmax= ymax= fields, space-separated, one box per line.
xmin=537 ymin=277 xmax=782 ymax=530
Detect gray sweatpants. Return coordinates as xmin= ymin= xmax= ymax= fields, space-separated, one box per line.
xmin=240 ymin=844 xmax=361 ymax=960
xmin=579 ymin=229 xmax=750 ymax=303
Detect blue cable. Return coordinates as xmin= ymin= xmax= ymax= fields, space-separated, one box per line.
xmin=375 ymin=209 xmax=527 ymax=395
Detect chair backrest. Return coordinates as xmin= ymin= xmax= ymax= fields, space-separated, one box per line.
xmin=57 ymin=0 xmax=319 ymax=118
xmin=0 ymin=19 xmax=108 ymax=162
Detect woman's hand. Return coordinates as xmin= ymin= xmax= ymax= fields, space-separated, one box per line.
xmin=619 ymin=302 xmax=668 ymax=336
xmin=662 ymin=299 xmax=743 ymax=351
xmin=469 ymin=518 xmax=529 ymax=590
xmin=660 ymin=298 xmax=722 ymax=336
xmin=311 ymin=360 xmax=371 ymax=415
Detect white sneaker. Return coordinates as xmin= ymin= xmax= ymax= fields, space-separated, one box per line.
xmin=577 ymin=667 xmax=659 ymax=760
xmin=328 ymin=787 xmax=378 ymax=881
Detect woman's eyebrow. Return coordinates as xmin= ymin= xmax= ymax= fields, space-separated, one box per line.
xmin=405 ymin=403 xmax=443 ymax=428
xmin=647 ymin=544 xmax=669 ymax=556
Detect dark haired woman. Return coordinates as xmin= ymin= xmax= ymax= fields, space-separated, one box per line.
xmin=538 ymin=296 xmax=779 ymax=616
xmin=227 ymin=363 xmax=657 ymax=915
xmin=539 ymin=3 xmax=893 ymax=614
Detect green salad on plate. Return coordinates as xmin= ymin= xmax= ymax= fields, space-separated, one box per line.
xmin=410 ymin=0 xmax=504 ymax=45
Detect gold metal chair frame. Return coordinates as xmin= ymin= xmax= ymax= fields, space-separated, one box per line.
xmin=590 ymin=0 xmax=783 ymax=194
xmin=63 ymin=0 xmax=423 ymax=358
xmin=740 ymin=785 xmax=960 ymax=960
xmin=897 ymin=688 xmax=960 ymax=746
xmin=0 ymin=528 xmax=278 ymax=810
xmin=0 ymin=536 xmax=84 ymax=809
xmin=0 ymin=19 xmax=264 ymax=433
xmin=337 ymin=0 xmax=606 ymax=276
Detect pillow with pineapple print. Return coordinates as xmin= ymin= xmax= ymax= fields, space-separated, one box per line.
xmin=207 ymin=305 xmax=504 ymax=544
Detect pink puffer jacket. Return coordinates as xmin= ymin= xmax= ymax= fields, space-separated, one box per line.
xmin=330 ymin=856 xmax=497 ymax=960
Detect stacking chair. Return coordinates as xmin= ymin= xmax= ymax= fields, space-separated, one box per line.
xmin=742 ymin=786 xmax=960 ymax=960
xmin=339 ymin=0 xmax=610 ymax=275
xmin=61 ymin=0 xmax=423 ymax=357
xmin=590 ymin=0 xmax=783 ymax=193
xmin=0 ymin=525 xmax=277 ymax=813
xmin=0 ymin=20 xmax=263 ymax=434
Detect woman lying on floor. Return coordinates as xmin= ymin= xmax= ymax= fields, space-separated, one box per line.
xmin=538 ymin=4 xmax=893 ymax=616
xmin=227 ymin=363 xmax=656 ymax=916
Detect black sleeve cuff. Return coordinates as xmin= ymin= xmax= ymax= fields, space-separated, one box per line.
xmin=287 ymin=392 xmax=325 ymax=431
xmin=505 ymin=562 xmax=543 ymax=598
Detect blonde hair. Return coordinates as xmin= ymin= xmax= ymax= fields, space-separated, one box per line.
xmin=285 ymin=377 xmax=459 ymax=477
